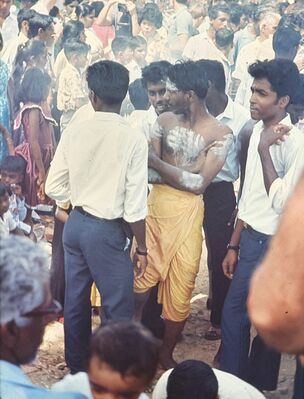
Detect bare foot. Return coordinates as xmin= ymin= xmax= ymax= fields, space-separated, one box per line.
xmin=159 ymin=348 xmax=178 ymax=370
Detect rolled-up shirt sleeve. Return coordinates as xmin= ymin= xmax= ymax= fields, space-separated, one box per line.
xmin=45 ymin=132 xmax=71 ymax=204
xmin=123 ymin=134 xmax=148 ymax=223
xmin=269 ymin=144 xmax=304 ymax=214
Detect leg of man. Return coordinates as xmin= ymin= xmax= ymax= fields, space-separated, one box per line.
xmin=80 ymin=218 xmax=134 ymax=321
xmin=220 ymin=228 xmax=270 ymax=381
xmin=203 ymin=182 xmax=236 ymax=332
xmin=63 ymin=210 xmax=94 ymax=374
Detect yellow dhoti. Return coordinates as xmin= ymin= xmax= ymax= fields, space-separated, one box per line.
xmin=135 ymin=184 xmax=204 ymax=322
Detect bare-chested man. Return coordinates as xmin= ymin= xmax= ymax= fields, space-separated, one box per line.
xmin=133 ymin=61 xmax=233 ymax=368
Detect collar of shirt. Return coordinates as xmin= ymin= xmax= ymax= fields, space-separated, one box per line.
xmin=93 ymin=111 xmax=125 ymax=123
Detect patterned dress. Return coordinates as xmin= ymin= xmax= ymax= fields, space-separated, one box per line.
xmin=0 ymin=60 xmax=11 ymax=162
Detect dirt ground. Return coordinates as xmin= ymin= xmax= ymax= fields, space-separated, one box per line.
xmin=24 ymin=233 xmax=296 ymax=398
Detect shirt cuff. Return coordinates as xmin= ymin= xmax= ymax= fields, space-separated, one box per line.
xmin=123 ymin=208 xmax=147 ymax=224
xmin=268 ymin=177 xmax=283 ymax=212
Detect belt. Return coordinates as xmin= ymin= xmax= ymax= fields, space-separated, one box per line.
xmin=243 ymin=222 xmax=255 ymax=232
xmin=74 ymin=206 xmax=122 ymax=223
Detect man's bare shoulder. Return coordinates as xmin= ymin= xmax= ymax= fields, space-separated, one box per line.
xmin=157 ymin=112 xmax=183 ymax=128
xmin=204 ymin=116 xmax=232 ymax=140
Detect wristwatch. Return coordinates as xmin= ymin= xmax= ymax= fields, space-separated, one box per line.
xmin=227 ymin=244 xmax=240 ymax=252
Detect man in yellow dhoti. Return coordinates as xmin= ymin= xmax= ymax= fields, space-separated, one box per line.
xmin=134 ymin=61 xmax=233 ymax=368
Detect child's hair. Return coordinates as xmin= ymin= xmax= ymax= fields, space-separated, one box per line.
xmin=111 ymin=36 xmax=131 ymax=57
xmin=138 ymin=3 xmax=163 ymax=29
xmin=130 ymin=35 xmax=147 ymax=50
xmin=63 ymin=40 xmax=90 ymax=60
xmin=129 ymin=79 xmax=149 ymax=110
xmin=1 ymin=156 xmax=26 ymax=176
xmin=49 ymin=5 xmax=60 ymax=18
xmin=18 ymin=67 xmax=51 ymax=104
xmin=89 ymin=321 xmax=159 ymax=384
xmin=0 ymin=182 xmax=9 ymax=198
xmin=28 ymin=12 xmax=53 ymax=39
xmin=75 ymin=3 xmax=93 ymax=18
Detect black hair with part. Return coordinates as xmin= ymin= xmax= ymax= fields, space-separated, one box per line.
xmin=19 ymin=67 xmax=51 ymax=104
xmin=1 ymin=156 xmax=26 ymax=175
xmin=167 ymin=360 xmax=219 ymax=399
xmin=17 ymin=9 xmax=37 ymax=31
xmin=0 ymin=183 xmax=9 ymax=198
xmin=142 ymin=61 xmax=171 ymax=88
xmin=63 ymin=40 xmax=90 ymax=59
xmin=215 ymin=28 xmax=234 ymax=49
xmin=138 ymin=3 xmax=163 ymax=29
xmin=111 ymin=36 xmax=131 ymax=57
xmin=208 ymin=4 xmax=230 ymax=20
xmin=273 ymin=26 xmax=301 ymax=58
xmin=87 ymin=60 xmax=129 ymax=105
xmin=28 ymin=13 xmax=53 ymax=39
xmin=167 ymin=61 xmax=209 ymax=100
xmin=89 ymin=321 xmax=159 ymax=384
xmin=249 ymin=59 xmax=300 ymax=102
xmin=128 ymin=79 xmax=150 ymax=110
xmin=196 ymin=59 xmax=226 ymax=93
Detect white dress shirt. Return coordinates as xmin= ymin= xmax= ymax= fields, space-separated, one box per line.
xmin=0 ymin=12 xmax=18 ymax=43
xmin=152 ymin=367 xmax=266 ymax=399
xmin=238 ymin=114 xmax=304 ymax=235
xmin=45 ymin=111 xmax=148 ymax=223
xmin=213 ymin=97 xmax=250 ymax=183
xmin=1 ymin=32 xmax=28 ymax=72
xmin=138 ymin=105 xmax=158 ymax=141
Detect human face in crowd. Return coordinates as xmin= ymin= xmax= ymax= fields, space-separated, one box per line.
xmin=76 ymin=52 xmax=88 ymax=69
xmin=133 ymin=45 xmax=147 ymax=65
xmin=210 ymin=11 xmax=230 ymax=32
xmin=147 ymin=81 xmax=169 ymax=115
xmin=249 ymin=78 xmax=287 ymax=122
xmin=165 ymin=87 xmax=188 ymax=114
xmin=80 ymin=13 xmax=94 ymax=29
xmin=289 ymin=103 xmax=304 ymax=125
xmin=0 ymin=169 xmax=23 ymax=194
xmin=0 ymin=191 xmax=10 ymax=215
xmin=120 ymin=47 xmax=133 ymax=65
xmin=0 ymin=0 xmax=11 ymax=18
xmin=39 ymin=23 xmax=56 ymax=48
xmin=140 ymin=20 xmax=157 ymax=39
xmin=88 ymin=357 xmax=147 ymax=399
xmin=260 ymin=18 xmax=279 ymax=39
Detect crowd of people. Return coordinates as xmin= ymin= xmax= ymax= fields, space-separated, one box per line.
xmin=1 ymin=0 xmax=304 ymax=397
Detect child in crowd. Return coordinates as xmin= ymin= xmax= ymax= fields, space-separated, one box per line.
xmin=52 ymin=321 xmax=159 ymax=399
xmin=14 ymin=67 xmax=56 ymax=206
xmin=111 ymin=36 xmax=133 ymax=65
xmin=0 ymin=183 xmax=23 ymax=237
xmin=57 ymin=40 xmax=90 ymax=131
xmin=131 ymin=36 xmax=148 ymax=69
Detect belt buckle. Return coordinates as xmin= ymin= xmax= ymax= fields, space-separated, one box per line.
xmin=243 ymin=222 xmax=248 ymax=229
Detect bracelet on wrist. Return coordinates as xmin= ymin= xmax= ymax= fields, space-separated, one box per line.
xmin=227 ymin=244 xmax=240 ymax=252
xmin=136 ymin=247 xmax=148 ymax=256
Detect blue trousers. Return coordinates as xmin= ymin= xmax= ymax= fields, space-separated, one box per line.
xmin=220 ymin=228 xmax=281 ymax=391
xmin=63 ymin=209 xmax=134 ymax=373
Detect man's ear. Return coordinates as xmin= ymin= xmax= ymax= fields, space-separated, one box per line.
xmin=279 ymin=95 xmax=290 ymax=109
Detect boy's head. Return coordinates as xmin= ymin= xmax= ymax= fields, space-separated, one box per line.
xmin=139 ymin=3 xmax=163 ymax=36
xmin=167 ymin=360 xmax=219 ymax=399
xmin=129 ymin=79 xmax=150 ymax=110
xmin=288 ymin=74 xmax=304 ymax=125
xmin=64 ymin=40 xmax=90 ymax=69
xmin=88 ymin=321 xmax=159 ymax=399
xmin=111 ymin=37 xmax=133 ymax=65
xmin=0 ymin=156 xmax=26 ymax=187
xmin=272 ymin=25 xmax=301 ymax=61
xmin=0 ymin=183 xmax=10 ymax=216
xmin=130 ymin=36 xmax=147 ymax=66
xmin=28 ymin=12 xmax=55 ymax=48
xmin=142 ymin=60 xmax=171 ymax=115
xmin=249 ymin=58 xmax=300 ymax=121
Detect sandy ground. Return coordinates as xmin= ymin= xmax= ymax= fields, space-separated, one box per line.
xmin=24 ymin=233 xmax=296 ymax=398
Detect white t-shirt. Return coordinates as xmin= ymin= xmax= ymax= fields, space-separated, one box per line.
xmin=0 ymin=211 xmax=17 ymax=237
xmin=52 ymin=371 xmax=149 ymax=399
xmin=152 ymin=368 xmax=266 ymax=399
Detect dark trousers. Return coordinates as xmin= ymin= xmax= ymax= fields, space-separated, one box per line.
xmin=63 ymin=209 xmax=134 ymax=373
xmin=220 ymin=228 xmax=281 ymax=391
xmin=293 ymin=358 xmax=304 ymax=399
xmin=203 ymin=181 xmax=236 ymax=326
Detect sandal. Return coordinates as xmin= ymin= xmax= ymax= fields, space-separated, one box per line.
xmin=204 ymin=328 xmax=221 ymax=341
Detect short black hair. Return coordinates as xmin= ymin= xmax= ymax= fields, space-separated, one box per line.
xmin=63 ymin=40 xmax=90 ymax=59
xmin=75 ymin=3 xmax=93 ymax=18
xmin=175 ymin=0 xmax=188 ymax=5
xmin=111 ymin=36 xmax=131 ymax=57
xmin=249 ymin=59 xmax=300 ymax=102
xmin=138 ymin=3 xmax=163 ymax=29
xmin=28 ymin=13 xmax=53 ymax=39
xmin=130 ymin=35 xmax=147 ymax=50
xmin=62 ymin=20 xmax=85 ymax=45
xmin=196 ymin=59 xmax=226 ymax=92
xmin=49 ymin=6 xmax=60 ymax=18
xmin=87 ymin=60 xmax=129 ymax=105
xmin=142 ymin=61 xmax=171 ymax=88
xmin=128 ymin=79 xmax=150 ymax=110
xmin=1 ymin=156 xmax=26 ymax=175
xmin=215 ymin=28 xmax=234 ymax=49
xmin=168 ymin=61 xmax=209 ymax=101
xmin=89 ymin=321 xmax=159 ymax=384
xmin=272 ymin=26 xmax=301 ymax=58
xmin=19 ymin=67 xmax=51 ymax=104
xmin=208 ymin=4 xmax=230 ymax=20
xmin=167 ymin=360 xmax=218 ymax=399
xmin=0 ymin=182 xmax=9 ymax=198
xmin=90 ymin=1 xmax=104 ymax=17
xmin=242 ymin=3 xmax=258 ymax=21
xmin=291 ymin=74 xmax=304 ymax=106
xmin=17 ymin=8 xmax=37 ymax=31
xmin=230 ymin=3 xmax=243 ymax=26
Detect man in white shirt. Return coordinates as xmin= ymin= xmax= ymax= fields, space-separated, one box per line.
xmin=31 ymin=0 xmax=56 ymax=15
xmin=182 ymin=4 xmax=230 ymax=66
xmin=45 ymin=60 xmax=148 ymax=374
xmin=0 ymin=0 xmax=18 ymax=43
xmin=196 ymin=60 xmax=250 ymax=341
xmin=220 ymin=58 xmax=304 ymax=391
